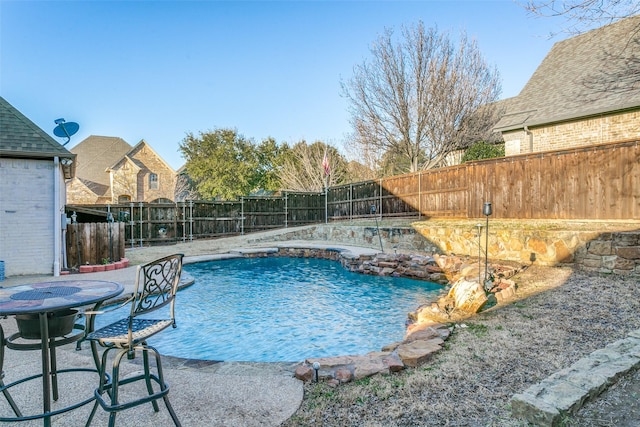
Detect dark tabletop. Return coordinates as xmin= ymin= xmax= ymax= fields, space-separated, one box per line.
xmin=0 ymin=280 xmax=124 ymax=315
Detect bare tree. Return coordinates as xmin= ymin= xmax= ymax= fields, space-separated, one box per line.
xmin=173 ymin=172 xmax=198 ymax=202
xmin=342 ymin=21 xmax=502 ymax=173
xmin=343 ymin=133 xmax=384 ymax=179
xmin=522 ymin=0 xmax=639 ymax=34
xmin=345 ymin=160 xmax=377 ymax=182
xmin=279 ymin=141 xmax=346 ymax=192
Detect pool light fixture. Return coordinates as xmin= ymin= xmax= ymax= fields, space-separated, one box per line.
xmin=312 ymin=362 xmax=320 ymax=382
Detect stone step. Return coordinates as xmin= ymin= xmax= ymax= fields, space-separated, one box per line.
xmin=511 ymin=330 xmax=640 ymax=426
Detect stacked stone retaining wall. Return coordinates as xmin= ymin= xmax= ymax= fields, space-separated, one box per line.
xmin=248 ymin=221 xmax=640 ymax=276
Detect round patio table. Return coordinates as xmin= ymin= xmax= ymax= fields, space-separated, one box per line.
xmin=0 ymin=280 xmax=124 ymax=426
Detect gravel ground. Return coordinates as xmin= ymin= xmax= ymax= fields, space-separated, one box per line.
xmin=281 ymin=265 xmax=640 ymax=427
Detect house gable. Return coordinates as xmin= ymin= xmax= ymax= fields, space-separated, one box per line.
xmin=108 ymin=156 xmax=142 ymax=202
xmin=116 ymin=140 xmax=176 ymax=203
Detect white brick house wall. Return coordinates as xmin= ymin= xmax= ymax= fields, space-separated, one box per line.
xmin=0 ymin=158 xmax=58 ymax=276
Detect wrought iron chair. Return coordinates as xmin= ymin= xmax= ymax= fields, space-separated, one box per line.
xmin=84 ymin=253 xmax=184 ymax=427
xmin=0 ymin=325 xmax=22 ymax=417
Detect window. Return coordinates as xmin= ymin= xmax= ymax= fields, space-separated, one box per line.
xmin=149 ymin=173 xmax=159 ymax=190
xmin=118 ymin=195 xmax=132 ymax=203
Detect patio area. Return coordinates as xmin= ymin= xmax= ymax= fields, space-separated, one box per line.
xmin=0 ymin=264 xmax=302 ymax=427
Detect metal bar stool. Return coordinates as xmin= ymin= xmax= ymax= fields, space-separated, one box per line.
xmin=84 ymin=254 xmax=183 ymax=427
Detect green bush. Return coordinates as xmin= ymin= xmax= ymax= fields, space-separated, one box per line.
xmin=462 ymin=142 xmax=505 ymax=162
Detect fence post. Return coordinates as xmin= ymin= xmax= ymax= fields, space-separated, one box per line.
xmin=284 ymin=192 xmax=288 ymax=229
xmin=241 ymin=197 xmax=244 ymax=235
xmin=379 ymin=179 xmax=383 ymax=219
xmin=325 ymin=187 xmax=328 ymax=224
xmin=418 ymin=172 xmax=422 ymax=219
xmin=138 ymin=202 xmax=144 ymax=247
xmin=350 ymin=184 xmax=353 ymax=221
xmin=173 ymin=202 xmax=178 ymax=244
xmin=188 ymin=200 xmax=193 ymax=242
xmin=129 ymin=202 xmax=136 ymax=249
xmin=181 ymin=202 xmax=186 ymax=243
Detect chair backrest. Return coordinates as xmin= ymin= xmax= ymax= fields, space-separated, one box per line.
xmin=129 ymin=254 xmax=184 ymax=321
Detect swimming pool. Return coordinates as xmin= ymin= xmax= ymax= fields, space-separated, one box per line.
xmin=95 ymin=257 xmax=442 ymax=362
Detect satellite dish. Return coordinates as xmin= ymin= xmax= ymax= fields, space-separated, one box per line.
xmin=53 ymin=118 xmax=79 ymax=145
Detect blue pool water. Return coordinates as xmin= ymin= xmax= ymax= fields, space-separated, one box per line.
xmin=95 ymin=257 xmax=441 ymax=362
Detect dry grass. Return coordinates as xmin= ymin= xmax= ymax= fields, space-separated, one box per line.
xmin=282 ymin=265 xmax=640 ymax=427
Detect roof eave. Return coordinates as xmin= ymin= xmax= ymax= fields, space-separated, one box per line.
xmin=0 ymin=150 xmax=75 ymax=160
xmin=496 ymin=103 xmax=640 ymax=133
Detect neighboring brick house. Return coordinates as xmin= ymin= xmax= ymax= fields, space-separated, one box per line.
xmin=66 ymin=135 xmax=177 ymax=204
xmin=0 ymin=96 xmax=76 ymax=277
xmin=494 ymin=16 xmax=640 ymax=155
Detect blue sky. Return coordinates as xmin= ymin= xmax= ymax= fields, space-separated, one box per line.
xmin=1 ymin=0 xmax=565 ymax=169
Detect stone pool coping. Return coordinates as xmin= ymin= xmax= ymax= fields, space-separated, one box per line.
xmin=182 ymin=242 xmax=380 ymax=265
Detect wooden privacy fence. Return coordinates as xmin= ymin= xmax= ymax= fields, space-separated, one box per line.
xmin=328 ymin=163 xmax=470 ymax=219
xmin=328 ymin=139 xmax=640 ymax=220
xmin=466 ymin=140 xmax=640 ymax=219
xmin=66 ymin=222 xmax=125 ymax=268
xmin=65 ymin=140 xmax=640 ymax=247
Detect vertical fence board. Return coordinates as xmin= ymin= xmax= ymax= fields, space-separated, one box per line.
xmin=629 ymin=143 xmax=640 ymax=219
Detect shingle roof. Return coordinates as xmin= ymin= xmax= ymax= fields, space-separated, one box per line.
xmin=77 ymin=177 xmax=111 ymax=198
xmin=0 ymin=96 xmax=74 ymax=159
xmin=110 ymin=140 xmax=176 ymax=174
xmin=495 ymin=15 xmax=640 ymax=131
xmin=70 ymin=135 xmax=132 ymax=186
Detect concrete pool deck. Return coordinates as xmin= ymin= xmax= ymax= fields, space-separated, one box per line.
xmin=0 ymin=241 xmax=382 ymax=426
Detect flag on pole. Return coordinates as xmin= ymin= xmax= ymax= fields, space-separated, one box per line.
xmin=322 ymin=150 xmax=330 ymax=177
